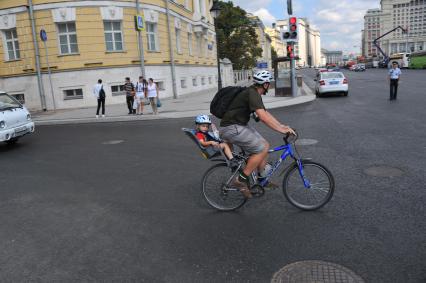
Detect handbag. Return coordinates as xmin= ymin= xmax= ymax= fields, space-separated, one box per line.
xmin=156 ymin=97 xmax=162 ymax=108
xmin=132 ymin=99 xmax=139 ymax=109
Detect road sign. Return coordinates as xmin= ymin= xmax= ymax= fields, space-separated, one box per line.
xmin=257 ymin=62 xmax=268 ymax=69
xmin=40 ymin=29 xmax=47 ymax=42
xmin=135 ymin=15 xmax=144 ymax=31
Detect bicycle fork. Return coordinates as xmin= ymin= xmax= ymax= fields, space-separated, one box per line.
xmin=296 ymin=159 xmax=311 ymax=188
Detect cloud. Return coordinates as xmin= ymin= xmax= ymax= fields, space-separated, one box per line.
xmin=230 ymin=0 xmax=273 ymax=12
xmin=252 ymin=8 xmax=276 ymax=27
xmin=311 ymin=0 xmax=379 ymax=52
xmin=230 ymin=0 xmax=381 ymax=54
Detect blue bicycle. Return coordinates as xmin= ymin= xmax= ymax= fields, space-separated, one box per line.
xmin=201 ymin=133 xmax=335 ymax=211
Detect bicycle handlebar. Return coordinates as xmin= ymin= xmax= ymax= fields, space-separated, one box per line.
xmin=283 ymin=129 xmax=298 ymax=144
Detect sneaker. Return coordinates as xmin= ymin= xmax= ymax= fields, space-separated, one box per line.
xmin=95 ymin=115 xmax=99 ymax=118
xmin=102 ymin=115 xmax=105 ymax=118
xmin=231 ymin=177 xmax=252 ymax=199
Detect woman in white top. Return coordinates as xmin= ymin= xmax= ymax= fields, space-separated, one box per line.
xmin=135 ymin=76 xmax=147 ymax=115
xmin=147 ymin=78 xmax=159 ymax=115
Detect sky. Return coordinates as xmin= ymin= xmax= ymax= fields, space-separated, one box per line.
xmin=230 ymin=0 xmax=381 ymax=55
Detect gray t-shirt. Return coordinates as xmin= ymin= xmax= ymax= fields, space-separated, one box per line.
xmin=220 ymin=86 xmax=265 ymax=127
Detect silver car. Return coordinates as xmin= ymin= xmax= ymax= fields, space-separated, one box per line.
xmin=0 ymin=91 xmax=35 ymax=144
xmin=314 ymin=71 xmax=349 ymax=97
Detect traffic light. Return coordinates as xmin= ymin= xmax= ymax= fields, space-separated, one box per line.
xmin=286 ymin=45 xmax=294 ymax=58
xmin=282 ymin=17 xmax=298 ymax=42
xmin=282 ymin=31 xmax=291 ymax=41
xmin=288 ymin=17 xmax=298 ymax=41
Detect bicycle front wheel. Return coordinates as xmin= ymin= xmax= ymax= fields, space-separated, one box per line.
xmin=283 ymin=160 xmax=334 ymax=211
xmin=201 ymin=163 xmax=247 ymax=211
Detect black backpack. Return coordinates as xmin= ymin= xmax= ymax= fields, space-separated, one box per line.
xmin=210 ymin=86 xmax=246 ymax=119
xmin=99 ymin=85 xmax=106 ymax=99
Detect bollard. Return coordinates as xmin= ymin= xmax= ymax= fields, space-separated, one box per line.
xmin=296 ymin=75 xmax=303 ymax=87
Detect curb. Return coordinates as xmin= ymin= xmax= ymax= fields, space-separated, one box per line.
xmin=33 ymin=84 xmax=316 ymax=126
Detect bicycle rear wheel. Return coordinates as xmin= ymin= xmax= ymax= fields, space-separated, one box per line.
xmin=282 ymin=160 xmax=334 ymax=211
xmin=201 ymin=163 xmax=247 ymax=211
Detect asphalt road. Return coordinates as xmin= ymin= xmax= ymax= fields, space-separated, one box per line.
xmin=1 ymin=68 xmax=425 ymax=282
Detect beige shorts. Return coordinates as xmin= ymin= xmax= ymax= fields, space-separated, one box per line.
xmin=219 ymin=124 xmax=266 ymax=154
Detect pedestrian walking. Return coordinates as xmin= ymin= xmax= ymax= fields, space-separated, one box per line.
xmin=389 ymin=61 xmax=402 ymax=101
xmin=135 ymin=76 xmax=148 ymax=115
xmin=147 ymin=78 xmax=159 ymax=115
xmin=124 ymin=77 xmax=136 ymax=114
xmin=93 ymin=79 xmax=106 ymax=118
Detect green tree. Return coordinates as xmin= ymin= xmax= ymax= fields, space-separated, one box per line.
xmin=215 ymin=1 xmax=262 ymax=69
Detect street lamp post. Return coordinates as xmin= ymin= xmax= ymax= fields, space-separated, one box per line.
xmin=210 ymin=0 xmax=222 ymax=90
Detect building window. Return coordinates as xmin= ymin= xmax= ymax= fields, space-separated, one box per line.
xmin=188 ymin=32 xmax=193 ymax=55
xmin=57 ymin=22 xmax=78 ymax=54
xmin=111 ymin=85 xmax=125 ymax=96
xmin=201 ymin=77 xmax=206 ymax=85
xmin=156 ymin=81 xmax=165 ymax=90
xmin=64 ymin=88 xmax=83 ymax=100
xmin=209 ymin=76 xmax=212 ymax=84
xmin=11 ymin=93 xmax=25 ymax=104
xmin=181 ymin=78 xmax=187 ymax=88
xmin=147 ymin=22 xmax=158 ymax=51
xmin=176 ymin=28 xmax=182 ymax=54
xmin=3 ymin=28 xmax=20 ymax=60
xmin=104 ymin=21 xmax=123 ymax=51
xmin=204 ymin=38 xmax=208 ymax=57
xmin=192 ymin=77 xmax=198 ymax=86
xmin=196 ymin=34 xmax=202 ymax=57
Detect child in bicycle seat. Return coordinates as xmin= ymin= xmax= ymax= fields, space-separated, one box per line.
xmin=194 ymin=114 xmax=236 ymax=165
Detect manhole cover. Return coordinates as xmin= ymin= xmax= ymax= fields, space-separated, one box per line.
xmin=271 ymin=261 xmax=364 ymax=283
xmin=364 ymin=166 xmax=404 ymax=177
xmin=102 ymin=140 xmax=124 ymax=145
xmin=295 ymin=138 xmax=318 ymax=146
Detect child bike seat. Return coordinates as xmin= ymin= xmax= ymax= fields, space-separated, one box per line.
xmin=181 ymin=128 xmax=222 ymax=159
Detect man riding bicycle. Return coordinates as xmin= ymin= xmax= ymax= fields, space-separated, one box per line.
xmin=219 ymin=70 xmax=295 ymax=198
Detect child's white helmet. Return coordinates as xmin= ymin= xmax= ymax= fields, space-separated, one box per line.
xmin=195 ymin=114 xmax=212 ymax=124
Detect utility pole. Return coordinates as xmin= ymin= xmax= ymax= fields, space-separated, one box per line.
xmin=28 ymin=0 xmax=47 ymax=111
xmin=164 ymin=0 xmax=178 ymax=99
xmin=135 ymin=0 xmax=146 ymax=78
xmin=287 ymin=0 xmax=297 ymax=97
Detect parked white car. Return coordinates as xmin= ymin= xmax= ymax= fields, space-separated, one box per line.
xmin=314 ymin=71 xmax=349 ymax=97
xmin=0 ymin=91 xmax=35 ymax=144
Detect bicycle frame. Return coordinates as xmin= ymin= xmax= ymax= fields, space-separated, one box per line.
xmin=255 ymin=143 xmax=311 ymax=189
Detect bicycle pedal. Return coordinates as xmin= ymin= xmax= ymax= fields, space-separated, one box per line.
xmin=250 ymin=184 xmax=265 ymax=198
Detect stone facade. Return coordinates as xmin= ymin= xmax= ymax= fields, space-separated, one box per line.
xmin=0 ymin=0 xmax=221 ymax=111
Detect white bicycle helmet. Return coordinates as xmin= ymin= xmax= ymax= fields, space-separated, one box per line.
xmin=195 ymin=114 xmax=212 ymax=124
xmin=253 ymin=70 xmax=273 ymax=84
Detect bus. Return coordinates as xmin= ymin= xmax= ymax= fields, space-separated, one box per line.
xmin=388 ymin=53 xmax=410 ymax=68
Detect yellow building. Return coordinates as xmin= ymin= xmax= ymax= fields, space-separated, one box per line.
xmin=265 ymin=25 xmax=286 ymax=58
xmin=0 ymin=0 xmax=218 ymax=110
xmin=247 ymin=13 xmax=272 ymax=71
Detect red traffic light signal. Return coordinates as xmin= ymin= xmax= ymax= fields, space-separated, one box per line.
xmin=288 ymin=17 xmax=298 ymax=41
xmin=287 ymin=45 xmax=294 ymax=58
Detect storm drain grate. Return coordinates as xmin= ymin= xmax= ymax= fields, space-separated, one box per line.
xmin=271 ymin=260 xmax=364 ymax=283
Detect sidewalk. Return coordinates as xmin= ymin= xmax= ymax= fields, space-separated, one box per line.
xmin=32 ymin=82 xmax=315 ymax=125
